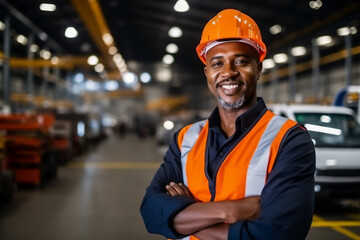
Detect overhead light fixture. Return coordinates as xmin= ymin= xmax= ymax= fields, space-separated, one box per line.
xmin=108 ymin=46 xmax=118 ymax=55
xmin=16 ymin=34 xmax=28 ymax=45
xmin=174 ymin=0 xmax=190 ymax=12
xmin=102 ymin=33 xmax=113 ymax=45
xmin=309 ymin=0 xmax=322 ymax=10
xmin=94 ymin=63 xmax=105 ymax=73
xmin=104 ymin=80 xmax=119 ymax=91
xmin=0 ymin=21 xmax=5 ymax=31
xmin=262 ymin=59 xmax=275 ymax=70
xmin=337 ymin=27 xmax=351 ymax=36
xmin=65 ymin=27 xmax=78 ymax=38
xmin=337 ymin=26 xmax=358 ymax=36
xmin=51 ymin=56 xmax=59 ymax=65
xmin=350 ymin=27 xmax=358 ymax=35
xmin=269 ymin=24 xmax=282 ymax=35
xmin=39 ymin=3 xmax=56 ymax=12
xmin=291 ymin=46 xmax=307 ymax=56
xmin=74 ymin=73 xmax=85 ymax=83
xmin=162 ymin=54 xmax=174 ymax=64
xmin=314 ymin=35 xmax=332 ymax=46
xmin=40 ymin=49 xmax=51 ymax=59
xmin=87 ymin=55 xmax=99 ymax=65
xmin=123 ymin=72 xmax=138 ymax=85
xmin=168 ymin=26 xmax=182 ymax=38
xmin=273 ymin=53 xmax=288 ymax=63
xmin=140 ymin=72 xmax=151 ymax=83
xmin=166 ymin=43 xmax=179 ymax=54
xmin=30 ymin=44 xmax=39 ymax=52
xmin=86 ymin=80 xmax=101 ymax=91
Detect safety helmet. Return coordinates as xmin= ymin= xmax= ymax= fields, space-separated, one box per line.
xmin=196 ymin=9 xmax=267 ymax=64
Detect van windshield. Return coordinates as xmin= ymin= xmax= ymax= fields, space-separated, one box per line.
xmin=294 ymin=113 xmax=360 ymax=148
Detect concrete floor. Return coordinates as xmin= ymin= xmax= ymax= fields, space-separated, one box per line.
xmin=0 ymin=134 xmax=163 ymax=240
xmin=1 ymin=133 xmax=359 ymax=240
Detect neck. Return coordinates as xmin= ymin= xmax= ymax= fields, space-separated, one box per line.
xmin=218 ymin=97 xmax=257 ymax=138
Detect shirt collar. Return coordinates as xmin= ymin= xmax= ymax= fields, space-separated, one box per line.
xmin=208 ymin=97 xmax=268 ymax=133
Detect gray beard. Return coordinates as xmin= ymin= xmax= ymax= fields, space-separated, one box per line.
xmin=218 ymin=95 xmax=245 ymax=110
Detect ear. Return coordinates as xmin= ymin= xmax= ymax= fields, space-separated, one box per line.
xmin=256 ymin=62 xmax=263 ymax=80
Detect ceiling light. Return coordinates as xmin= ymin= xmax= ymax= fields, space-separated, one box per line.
xmin=51 ymin=56 xmax=59 ymax=65
xmin=262 ymin=59 xmax=275 ymax=69
xmin=166 ymin=43 xmax=179 ymax=54
xmin=94 ymin=63 xmax=104 ymax=73
xmin=337 ymin=27 xmax=350 ymax=36
xmin=104 ymin=80 xmax=119 ymax=91
xmin=309 ymin=0 xmax=322 ymax=10
xmin=273 ymin=53 xmax=288 ymax=63
xmin=269 ymin=24 xmax=282 ymax=35
xmin=314 ymin=35 xmax=332 ymax=46
xmin=168 ymin=26 xmax=182 ymax=38
xmin=108 ymin=46 xmax=118 ymax=55
xmin=39 ymin=32 xmax=48 ymax=41
xmin=39 ymin=3 xmax=56 ymax=12
xmin=86 ymin=80 xmax=101 ymax=91
xmin=123 ymin=72 xmax=138 ymax=85
xmin=74 ymin=73 xmax=84 ymax=83
xmin=350 ymin=27 xmax=358 ymax=35
xmin=174 ymin=0 xmax=190 ymax=12
xmin=140 ymin=72 xmax=151 ymax=83
xmin=87 ymin=55 xmax=99 ymax=65
xmin=163 ymin=120 xmax=175 ymax=130
xmin=162 ymin=54 xmax=174 ymax=64
xmin=156 ymin=67 xmax=172 ymax=82
xmin=40 ymin=49 xmax=51 ymax=59
xmin=291 ymin=46 xmax=307 ymax=56
xmin=65 ymin=27 xmax=78 ymax=38
xmin=16 ymin=34 xmax=28 ymax=45
xmin=102 ymin=33 xmax=113 ymax=45
xmin=0 ymin=21 xmax=5 ymax=31
xmin=30 ymin=44 xmax=39 ymax=52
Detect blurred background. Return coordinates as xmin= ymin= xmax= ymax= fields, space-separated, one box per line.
xmin=0 ymin=0 xmax=360 ymax=239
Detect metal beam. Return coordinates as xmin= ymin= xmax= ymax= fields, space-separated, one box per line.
xmin=261 ymin=45 xmax=360 ymax=83
xmin=0 ymin=0 xmax=64 ymax=53
xmin=70 ymin=0 xmax=121 ymax=79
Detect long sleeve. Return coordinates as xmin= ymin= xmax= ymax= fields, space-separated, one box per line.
xmin=228 ymin=126 xmax=316 ymax=240
xmin=140 ymin=132 xmax=196 ymax=239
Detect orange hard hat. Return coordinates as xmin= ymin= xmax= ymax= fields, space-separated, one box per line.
xmin=196 ymin=9 xmax=267 ymax=64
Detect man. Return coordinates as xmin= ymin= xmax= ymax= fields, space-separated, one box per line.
xmin=141 ymin=9 xmax=315 ymax=240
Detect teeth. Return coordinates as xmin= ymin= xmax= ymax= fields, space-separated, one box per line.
xmin=222 ymin=85 xmax=238 ymax=90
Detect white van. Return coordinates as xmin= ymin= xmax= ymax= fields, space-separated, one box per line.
xmin=270 ymin=104 xmax=360 ymax=197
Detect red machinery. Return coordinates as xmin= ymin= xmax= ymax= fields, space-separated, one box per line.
xmin=0 ymin=114 xmax=57 ymax=186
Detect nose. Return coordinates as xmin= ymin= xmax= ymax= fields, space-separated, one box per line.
xmin=221 ymin=63 xmax=239 ymax=79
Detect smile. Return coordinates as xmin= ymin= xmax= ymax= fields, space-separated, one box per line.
xmin=221 ymin=84 xmax=239 ymax=90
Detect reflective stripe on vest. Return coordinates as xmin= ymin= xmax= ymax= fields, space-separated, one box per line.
xmin=180 ymin=120 xmax=207 ymax=186
xmin=175 ymin=111 xmax=296 ymax=240
xmin=244 ymin=115 xmax=287 ymax=196
xmin=179 ymin=110 xmax=296 ymax=201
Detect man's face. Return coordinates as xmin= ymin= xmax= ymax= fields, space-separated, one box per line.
xmin=204 ymin=42 xmax=262 ymax=111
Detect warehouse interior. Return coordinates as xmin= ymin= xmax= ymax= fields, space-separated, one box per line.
xmin=1 ymin=0 xmax=360 ymax=239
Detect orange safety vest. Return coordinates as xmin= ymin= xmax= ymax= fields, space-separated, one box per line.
xmin=174 ymin=110 xmax=297 ymax=240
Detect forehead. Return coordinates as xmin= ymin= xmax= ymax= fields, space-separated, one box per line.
xmin=206 ymin=42 xmax=259 ymax=61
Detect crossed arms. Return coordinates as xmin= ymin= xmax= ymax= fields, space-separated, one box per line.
xmin=166 ymin=182 xmax=261 ymax=239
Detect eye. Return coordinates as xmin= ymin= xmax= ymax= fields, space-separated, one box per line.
xmin=211 ymin=61 xmax=223 ymax=68
xmin=235 ymin=58 xmax=249 ymax=65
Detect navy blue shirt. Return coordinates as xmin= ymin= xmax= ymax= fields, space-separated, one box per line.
xmin=140 ymin=98 xmax=316 ymax=240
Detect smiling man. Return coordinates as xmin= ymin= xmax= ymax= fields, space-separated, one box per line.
xmin=141 ymin=9 xmax=315 ymax=240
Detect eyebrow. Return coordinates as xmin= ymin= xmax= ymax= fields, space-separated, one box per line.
xmin=209 ymin=53 xmax=250 ymax=62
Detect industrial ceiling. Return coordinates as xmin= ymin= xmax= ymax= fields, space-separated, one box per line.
xmin=1 ymin=0 xmax=360 ymax=103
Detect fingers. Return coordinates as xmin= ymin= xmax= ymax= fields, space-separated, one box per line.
xmin=166 ymin=182 xmax=192 ymax=198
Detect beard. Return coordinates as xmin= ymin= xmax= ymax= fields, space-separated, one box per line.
xmin=218 ymin=94 xmax=245 ymax=110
